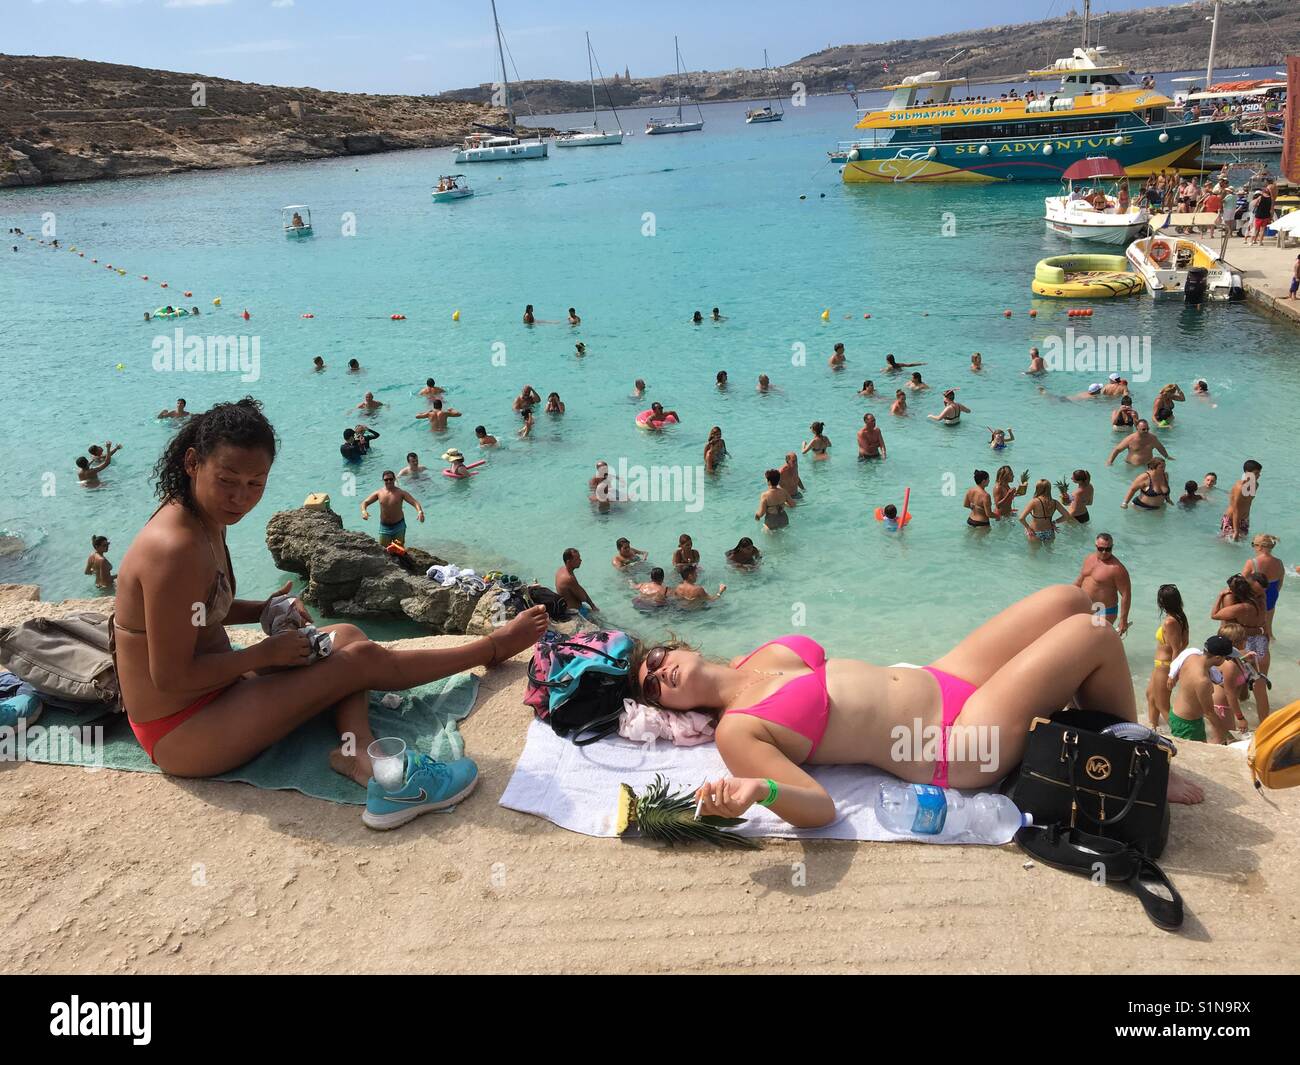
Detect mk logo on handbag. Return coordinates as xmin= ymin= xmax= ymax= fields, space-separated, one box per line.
xmin=1085 ymin=755 xmax=1112 ymax=781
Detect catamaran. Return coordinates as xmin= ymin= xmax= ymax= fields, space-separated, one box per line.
xmin=454 ymin=0 xmax=548 ymax=163
xmin=645 ymin=36 xmax=704 ymax=135
xmin=556 ymin=32 xmax=624 ymax=147
xmin=746 ymin=50 xmax=784 ymax=124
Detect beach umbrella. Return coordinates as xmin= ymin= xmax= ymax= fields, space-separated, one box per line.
xmin=1271 ymin=211 xmax=1300 ymax=236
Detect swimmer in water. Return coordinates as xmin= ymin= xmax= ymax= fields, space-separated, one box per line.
xmin=907 ymin=371 xmax=930 ymax=391
xmin=1101 ymin=374 xmax=1128 ymax=397
xmin=1106 ymin=420 xmax=1172 ymax=466
xmin=632 ymin=379 xmax=646 ymax=399
xmin=575 ymin=342 xmax=586 ymax=357
xmin=725 ymin=537 xmax=762 ymax=569
xmin=883 ymin=354 xmax=925 ymax=373
xmin=612 ymin=537 xmax=649 ymax=570
xmin=704 ymin=426 xmax=728 ymax=474
xmin=970 ymin=352 xmax=983 ymax=372
xmin=645 ymin=401 xmax=680 ymax=428
xmin=672 ymin=534 xmax=701 ymax=577
xmin=1063 ymin=469 xmax=1093 ymax=524
xmin=475 ymin=425 xmax=498 ymax=448
xmin=1024 ymin=348 xmax=1046 ymax=376
xmin=398 ymin=452 xmax=427 ymax=479
xmin=757 ymin=374 xmax=772 ymax=393
xmin=567 ymin=307 xmax=581 ymax=326
xmin=859 ymin=380 xmax=876 ymax=398
xmin=357 ymin=391 xmax=383 ymax=413
xmin=1111 ymin=395 xmax=1139 ymax=429
xmin=712 ymin=307 xmax=724 ymax=321
xmin=987 ymin=427 xmax=1015 ymax=450
xmin=158 ymin=398 xmax=190 ymax=419
xmin=716 ymin=370 xmax=728 ymax=390
xmin=890 ymin=390 xmax=908 ymax=416
xmin=1152 ymin=383 xmax=1185 ymax=425
xmin=545 ymin=392 xmax=565 ymax=414
xmin=1178 ymin=480 xmax=1205 ymax=506
xmin=692 ymin=310 xmax=704 ymax=324
xmin=964 ymin=471 xmax=993 ymax=529
xmin=802 ymin=421 xmax=831 ymax=460
xmin=857 ymin=413 xmax=886 ymax=459
xmin=993 ymin=465 xmax=1030 ymax=519
xmin=589 ymin=460 xmax=617 ymax=512
xmin=518 ymin=406 xmax=534 ymax=439
xmin=416 ymin=399 xmax=462 ymax=432
xmin=348 ymin=359 xmax=361 ymax=373
xmin=630 ymin=567 xmax=669 ymax=606
xmin=514 ymin=385 xmax=542 ymax=412
xmin=312 ymin=356 xmax=325 ymax=372
xmin=76 ymin=443 xmax=121 ymax=487
xmin=929 ymin=389 xmax=970 ymax=425
xmin=1202 ymin=472 xmax=1218 ymax=494
xmin=778 ymin=452 xmax=804 ymax=499
xmin=877 ymin=503 xmax=903 ymax=533
xmin=522 ymin=304 xmax=535 ymax=325
xmin=360 ymin=470 xmax=425 ymax=546
xmin=1121 ymin=458 xmax=1173 ymax=510
xmin=85 ymin=534 xmax=115 ymax=591
xmin=756 ymin=469 xmax=796 ymax=531
xmin=672 ymin=564 xmax=725 ymax=604
xmin=418 ymin=378 xmax=445 ymax=398
xmin=829 ymin=343 xmax=847 ymax=370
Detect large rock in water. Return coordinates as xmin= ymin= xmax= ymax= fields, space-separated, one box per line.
xmin=265 ymin=507 xmax=482 ymax=632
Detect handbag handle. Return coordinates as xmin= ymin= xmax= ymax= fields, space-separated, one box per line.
xmin=1062 ymin=730 xmax=1151 ymax=828
xmin=1016 ymin=823 xmax=1183 ymax=931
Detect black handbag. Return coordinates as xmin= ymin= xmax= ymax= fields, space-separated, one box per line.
xmin=1002 ymin=709 xmax=1184 ymax=931
xmin=1003 ymin=709 xmax=1170 ymax=856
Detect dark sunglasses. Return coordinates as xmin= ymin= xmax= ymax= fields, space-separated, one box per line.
xmin=642 ymin=646 xmax=670 ymax=705
xmin=1096 ymin=545 xmax=1113 ymax=553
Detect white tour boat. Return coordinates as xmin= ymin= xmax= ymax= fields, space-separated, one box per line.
xmin=1044 ymin=157 xmax=1148 ymax=245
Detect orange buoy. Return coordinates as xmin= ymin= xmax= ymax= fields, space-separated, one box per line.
xmin=390 ymin=313 xmax=406 ymax=321
xmin=241 ymin=309 xmax=250 ymax=321
xmin=301 ymin=313 xmax=315 ymax=319
xmin=1003 ymin=309 xmax=1013 ymax=318
xmin=1029 ymin=309 xmax=1037 ymax=317
xmin=863 ymin=313 xmax=872 ymax=319
xmin=141 ymin=275 xmax=149 ymax=280
xmin=160 ymin=282 xmax=168 ymax=288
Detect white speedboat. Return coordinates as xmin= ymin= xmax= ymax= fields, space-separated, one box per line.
xmin=282 ymin=204 xmax=313 ymax=237
xmin=745 ymin=50 xmax=785 ymax=123
xmin=432 ymin=175 xmax=474 ymax=202
xmin=454 ymin=1 xmax=549 ymax=162
xmin=645 ymin=35 xmax=704 ymax=135
xmin=1044 ymin=157 xmax=1148 ymax=245
xmin=1126 ymin=232 xmax=1244 ymax=303
xmin=454 ymin=133 xmax=547 ymax=162
xmin=555 ymin=32 xmax=624 ymax=147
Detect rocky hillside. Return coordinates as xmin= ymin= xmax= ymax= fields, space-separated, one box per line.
xmin=0 ymin=54 xmax=515 ymax=187
xmin=441 ymin=0 xmax=1298 ymax=113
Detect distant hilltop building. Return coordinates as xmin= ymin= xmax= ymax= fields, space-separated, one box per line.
xmin=625 ymin=65 xmax=630 ymax=81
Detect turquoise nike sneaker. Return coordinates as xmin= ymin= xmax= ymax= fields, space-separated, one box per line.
xmin=362 ymin=751 xmax=479 ymax=830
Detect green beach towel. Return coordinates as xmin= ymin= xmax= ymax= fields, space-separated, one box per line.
xmin=13 ymin=673 xmax=478 ymax=805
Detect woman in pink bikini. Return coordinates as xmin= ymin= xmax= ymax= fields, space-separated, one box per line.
xmin=628 ymin=584 xmax=1203 ymax=828
xmin=111 ymin=398 xmax=548 ymax=785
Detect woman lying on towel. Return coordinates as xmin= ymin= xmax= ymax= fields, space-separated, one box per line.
xmin=628 ymin=585 xmax=1204 ymax=828
xmin=111 ymin=398 xmax=548 ymax=788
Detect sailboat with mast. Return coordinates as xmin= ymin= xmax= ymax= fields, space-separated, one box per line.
xmin=454 ymin=0 xmax=548 ymax=162
xmin=556 ymin=33 xmax=624 ymax=147
xmin=745 ymin=50 xmax=784 ymax=124
xmin=645 ymin=36 xmax=704 ymax=135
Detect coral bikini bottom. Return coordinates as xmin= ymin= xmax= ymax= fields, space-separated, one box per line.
xmin=127 ymin=685 xmax=232 ymax=764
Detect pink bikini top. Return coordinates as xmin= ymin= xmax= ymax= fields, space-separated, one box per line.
xmin=725 ymin=635 xmax=829 ymax=758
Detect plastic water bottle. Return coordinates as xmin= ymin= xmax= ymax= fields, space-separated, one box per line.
xmin=875 ymin=782 xmax=1031 ymax=841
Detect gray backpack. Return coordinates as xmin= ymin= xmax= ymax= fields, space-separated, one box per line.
xmin=0 ymin=612 xmax=120 ymax=710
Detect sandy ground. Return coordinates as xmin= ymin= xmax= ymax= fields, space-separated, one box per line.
xmin=2 ymin=589 xmax=1299 ymax=974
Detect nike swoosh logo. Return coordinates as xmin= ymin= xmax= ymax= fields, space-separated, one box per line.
xmin=386 ymin=789 xmax=428 ymax=804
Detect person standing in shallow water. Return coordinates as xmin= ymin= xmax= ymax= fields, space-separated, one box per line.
xmin=963 ymin=470 xmax=992 ymax=529
xmin=109 ymin=398 xmax=548 ymax=788
xmin=1074 ymin=532 xmax=1131 ymax=633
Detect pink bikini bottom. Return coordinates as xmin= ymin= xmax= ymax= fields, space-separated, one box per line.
xmin=922 ymin=666 xmax=979 ymax=788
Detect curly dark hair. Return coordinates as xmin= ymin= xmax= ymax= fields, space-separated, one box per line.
xmin=152 ymin=397 xmax=278 ymax=512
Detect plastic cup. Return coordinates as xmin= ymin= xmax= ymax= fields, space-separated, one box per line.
xmin=368 ymin=737 xmax=407 ymax=792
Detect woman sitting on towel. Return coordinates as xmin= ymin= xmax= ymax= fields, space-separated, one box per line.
xmin=627 ymin=585 xmax=1204 ymax=828
xmin=111 ymin=398 xmax=548 ymax=789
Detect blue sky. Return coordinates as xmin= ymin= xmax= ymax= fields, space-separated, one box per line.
xmin=10 ymin=0 xmax=1207 ymax=93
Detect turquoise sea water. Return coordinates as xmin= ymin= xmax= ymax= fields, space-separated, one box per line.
xmin=1 ymin=85 xmax=1297 ymax=698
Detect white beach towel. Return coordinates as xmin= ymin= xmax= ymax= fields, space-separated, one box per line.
xmin=499 ymin=719 xmax=1016 ymax=845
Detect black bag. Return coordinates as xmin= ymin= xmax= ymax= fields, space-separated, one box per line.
xmin=546 ymin=672 xmax=628 ymax=746
xmin=1003 ymin=709 xmax=1170 ymax=856
xmin=1002 ymin=710 xmax=1183 ymax=930
xmin=524 ymin=585 xmax=570 ymax=621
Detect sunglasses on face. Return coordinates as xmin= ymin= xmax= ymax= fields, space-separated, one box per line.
xmin=1097 ymin=545 xmax=1113 ymax=553
xmin=642 ymin=645 xmax=670 ymax=705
